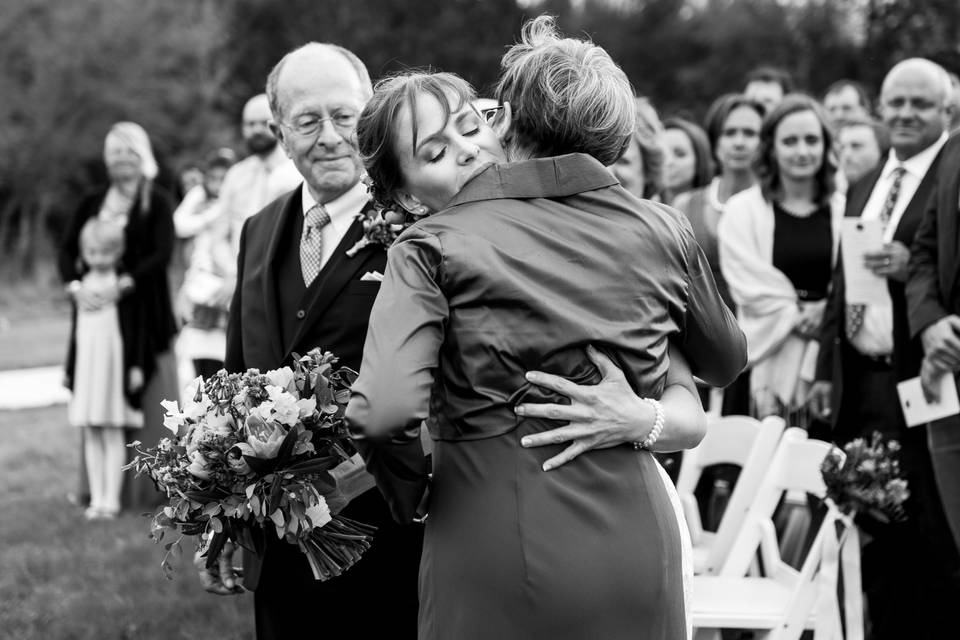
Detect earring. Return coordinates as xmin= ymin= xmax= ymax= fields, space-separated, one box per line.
xmin=412 ymin=204 xmax=429 ymax=217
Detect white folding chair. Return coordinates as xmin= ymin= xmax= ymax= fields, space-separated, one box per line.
xmin=677 ymin=414 xmax=786 ymax=575
xmin=691 ymin=428 xmax=863 ymax=640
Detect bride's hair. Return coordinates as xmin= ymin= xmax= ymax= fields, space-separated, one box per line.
xmin=357 ymin=71 xmax=478 ymax=212
xmin=495 ymin=15 xmax=636 ymax=166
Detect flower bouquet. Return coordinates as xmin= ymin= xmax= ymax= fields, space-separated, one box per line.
xmin=125 ymin=348 xmax=375 ymax=581
xmin=820 ymin=431 xmax=910 ymax=524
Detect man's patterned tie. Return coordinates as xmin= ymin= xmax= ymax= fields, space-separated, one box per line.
xmin=845 ymin=166 xmax=907 ymax=340
xmin=300 ymin=203 xmax=331 ymax=286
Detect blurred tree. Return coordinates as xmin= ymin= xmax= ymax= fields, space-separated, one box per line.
xmin=0 ymin=0 xmax=229 ymax=277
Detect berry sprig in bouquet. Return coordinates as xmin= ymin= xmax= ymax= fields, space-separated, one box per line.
xmin=820 ymin=431 xmax=910 ymax=524
xmin=126 ymin=348 xmax=375 ymax=581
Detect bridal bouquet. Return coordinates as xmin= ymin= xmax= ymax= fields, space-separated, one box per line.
xmin=126 ymin=348 xmax=375 ymax=581
xmin=820 ymin=431 xmax=910 ymax=523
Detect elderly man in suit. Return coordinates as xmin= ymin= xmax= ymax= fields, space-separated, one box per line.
xmin=908 ymin=129 xmax=960 ymax=556
xmin=810 ymin=58 xmax=959 ymax=638
xmin=194 ymin=43 xmax=424 ymax=640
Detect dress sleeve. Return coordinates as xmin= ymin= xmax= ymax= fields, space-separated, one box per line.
xmin=907 ymin=183 xmax=948 ymax=339
xmin=678 ymin=227 xmax=748 ymax=387
xmin=345 ymin=229 xmax=448 ymax=523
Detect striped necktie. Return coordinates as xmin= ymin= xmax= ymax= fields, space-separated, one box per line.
xmin=845 ymin=166 xmax=906 ymax=340
xmin=300 ymin=203 xmax=331 ymax=286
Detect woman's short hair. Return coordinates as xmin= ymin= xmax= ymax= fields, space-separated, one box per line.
xmin=703 ymin=93 xmax=765 ymax=170
xmin=80 ymin=217 xmax=125 ymax=257
xmin=662 ymin=117 xmax=714 ymax=190
xmin=494 ymin=15 xmax=636 ymax=166
xmin=357 ymin=71 xmax=477 ymax=211
xmin=754 ymin=93 xmax=836 ymax=207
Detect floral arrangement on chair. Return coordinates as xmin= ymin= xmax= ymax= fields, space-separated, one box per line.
xmin=125 ymin=348 xmax=375 ymax=581
xmin=820 ymin=431 xmax=910 ymax=523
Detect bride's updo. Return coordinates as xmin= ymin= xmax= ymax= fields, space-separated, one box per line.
xmin=496 ymin=15 xmax=636 ymax=167
xmin=357 ymin=71 xmax=477 ymax=212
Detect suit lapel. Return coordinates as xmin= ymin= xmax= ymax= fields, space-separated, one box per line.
xmin=846 ymin=168 xmax=881 ymax=218
xmin=945 ymin=149 xmax=960 ymax=299
xmin=893 ymin=150 xmax=942 ymax=243
xmin=262 ymin=191 xmax=301 ymax=365
xmin=285 ymin=216 xmax=370 ymax=357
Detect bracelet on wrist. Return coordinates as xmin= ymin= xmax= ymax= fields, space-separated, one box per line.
xmin=633 ymin=397 xmax=664 ymax=451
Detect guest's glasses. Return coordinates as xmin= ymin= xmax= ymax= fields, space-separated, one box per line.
xmin=280 ymin=110 xmax=359 ymax=138
xmin=480 ymin=105 xmax=504 ymax=123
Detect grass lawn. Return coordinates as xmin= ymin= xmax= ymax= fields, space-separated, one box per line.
xmin=0 ymin=406 xmax=255 ymax=640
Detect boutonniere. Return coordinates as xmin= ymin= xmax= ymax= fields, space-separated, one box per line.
xmin=345 ymin=207 xmax=405 ymax=258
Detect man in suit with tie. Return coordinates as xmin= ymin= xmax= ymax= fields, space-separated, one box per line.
xmin=195 ymin=43 xmax=422 ymax=640
xmin=810 ymin=58 xmax=959 ymax=638
xmin=907 ymin=125 xmax=960 ymax=565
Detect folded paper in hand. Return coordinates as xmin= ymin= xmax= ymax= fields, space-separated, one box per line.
xmin=896 ymin=373 xmax=960 ymax=428
xmin=330 ymin=453 xmax=377 ymax=505
xmin=360 ymin=271 xmax=384 ymax=282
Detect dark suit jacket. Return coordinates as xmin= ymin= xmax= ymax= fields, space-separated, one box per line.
xmin=908 ymin=133 xmax=960 ymax=340
xmin=224 ymin=186 xmax=392 ymax=590
xmin=816 ymin=149 xmax=943 ymax=427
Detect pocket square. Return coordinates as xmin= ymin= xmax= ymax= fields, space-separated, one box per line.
xmin=360 ymin=271 xmax=384 ymax=282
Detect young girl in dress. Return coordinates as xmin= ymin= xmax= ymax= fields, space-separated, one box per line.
xmin=67 ymin=218 xmax=144 ymax=520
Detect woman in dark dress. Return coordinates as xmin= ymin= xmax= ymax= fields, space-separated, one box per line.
xmin=718 ymin=95 xmax=841 ymax=426
xmin=59 ymin=122 xmax=179 ymax=511
xmin=346 ymin=18 xmax=746 ymax=640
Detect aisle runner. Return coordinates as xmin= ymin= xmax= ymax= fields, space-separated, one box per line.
xmin=0 ymin=366 xmax=70 ymax=410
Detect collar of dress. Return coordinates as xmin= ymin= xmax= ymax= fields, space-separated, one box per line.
xmin=444 ymin=153 xmax=620 ymax=207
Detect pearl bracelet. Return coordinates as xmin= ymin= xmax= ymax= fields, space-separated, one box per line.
xmin=633 ymin=397 xmax=664 ymax=451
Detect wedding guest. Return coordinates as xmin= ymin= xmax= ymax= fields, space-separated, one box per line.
xmin=347 ymin=17 xmax=746 ymax=639
xmin=197 ymin=44 xmax=423 ymax=640
xmin=743 ymin=65 xmax=794 ymax=116
xmin=810 ymin=57 xmax=958 ymax=639
xmin=59 ymin=121 xmax=179 ymax=511
xmin=672 ymin=93 xmax=763 ymax=415
xmin=610 ymin=97 xmax=665 ymax=200
xmin=822 ymin=79 xmax=872 ymax=126
xmin=219 ymin=93 xmax=301 ymax=256
xmin=661 ymin=117 xmax=713 ymax=204
xmin=174 ymin=148 xmax=237 ymax=379
xmin=836 ymin=116 xmax=889 ymax=188
xmin=66 ymin=218 xmax=143 ymax=520
xmin=718 ymin=94 xmax=842 ymax=425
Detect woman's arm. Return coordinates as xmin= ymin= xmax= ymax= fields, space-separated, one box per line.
xmin=345 ymin=230 xmax=448 ymax=523
xmin=515 ymin=343 xmax=707 ymax=470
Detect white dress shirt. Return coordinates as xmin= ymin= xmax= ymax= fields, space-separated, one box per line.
xmin=300 ymin=181 xmax=368 ymax=269
xmin=850 ymin=132 xmax=948 ymax=356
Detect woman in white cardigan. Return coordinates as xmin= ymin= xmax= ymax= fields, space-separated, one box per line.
xmin=718 ymin=94 xmax=843 ymax=426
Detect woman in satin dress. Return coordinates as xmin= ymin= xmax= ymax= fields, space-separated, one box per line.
xmin=346 ymin=19 xmax=747 ymax=640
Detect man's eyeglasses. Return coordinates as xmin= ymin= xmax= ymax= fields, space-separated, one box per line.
xmin=480 ymin=106 xmax=504 ymax=123
xmin=281 ymin=111 xmax=359 ymax=137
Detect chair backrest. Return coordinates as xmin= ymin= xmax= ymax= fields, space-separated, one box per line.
xmin=700 ymin=415 xmax=787 ymax=574
xmin=719 ymin=427 xmax=832 ymax=578
xmin=676 ymin=414 xmax=765 ymax=494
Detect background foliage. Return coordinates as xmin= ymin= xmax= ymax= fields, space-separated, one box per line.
xmin=1 ymin=0 xmax=958 ymax=279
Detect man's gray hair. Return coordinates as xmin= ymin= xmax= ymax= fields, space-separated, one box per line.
xmin=265 ymin=42 xmax=373 ymax=119
xmin=495 ymin=15 xmax=636 ymax=166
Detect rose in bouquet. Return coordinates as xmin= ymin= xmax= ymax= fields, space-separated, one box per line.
xmin=820 ymin=431 xmax=910 ymax=524
xmin=125 ymin=348 xmax=375 ymax=581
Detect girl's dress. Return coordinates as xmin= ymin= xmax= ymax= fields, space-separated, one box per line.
xmin=68 ymin=270 xmax=142 ymax=429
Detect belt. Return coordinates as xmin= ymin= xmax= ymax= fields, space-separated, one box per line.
xmin=851 ymin=349 xmax=892 ymax=370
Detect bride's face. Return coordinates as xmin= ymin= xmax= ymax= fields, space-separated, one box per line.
xmin=394 ymin=90 xmax=507 ymax=212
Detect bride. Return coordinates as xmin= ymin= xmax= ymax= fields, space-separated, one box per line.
xmin=346 ymin=16 xmax=746 ymax=640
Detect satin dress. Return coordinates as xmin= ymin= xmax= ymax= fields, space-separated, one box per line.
xmin=347 ymin=154 xmax=747 ymax=640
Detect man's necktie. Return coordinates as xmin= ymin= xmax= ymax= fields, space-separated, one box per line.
xmin=301 ymin=203 xmax=331 ymax=286
xmin=845 ymin=166 xmax=907 ymax=340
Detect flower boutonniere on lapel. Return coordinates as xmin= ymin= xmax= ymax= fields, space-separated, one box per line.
xmin=345 ymin=206 xmax=404 ymax=258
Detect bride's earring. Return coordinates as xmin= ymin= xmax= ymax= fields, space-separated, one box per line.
xmin=397 ymin=192 xmax=430 ymax=218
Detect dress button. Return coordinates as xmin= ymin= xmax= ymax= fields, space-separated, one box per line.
xmin=296 ymin=309 xmax=306 ymax=320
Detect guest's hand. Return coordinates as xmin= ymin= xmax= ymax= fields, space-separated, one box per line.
xmin=71 ymin=283 xmax=107 ymax=312
xmin=807 ymin=380 xmax=833 ymax=421
xmin=864 ymin=241 xmax=910 ymax=282
xmin=794 ymin=299 xmax=826 ymax=339
xmin=920 ymin=357 xmax=951 ymax=404
xmin=195 ymin=540 xmax=244 ymax=596
xmin=128 ymin=367 xmax=144 ymax=393
xmin=514 ymin=346 xmax=653 ymax=471
xmin=921 ymin=315 xmax=960 ymax=372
